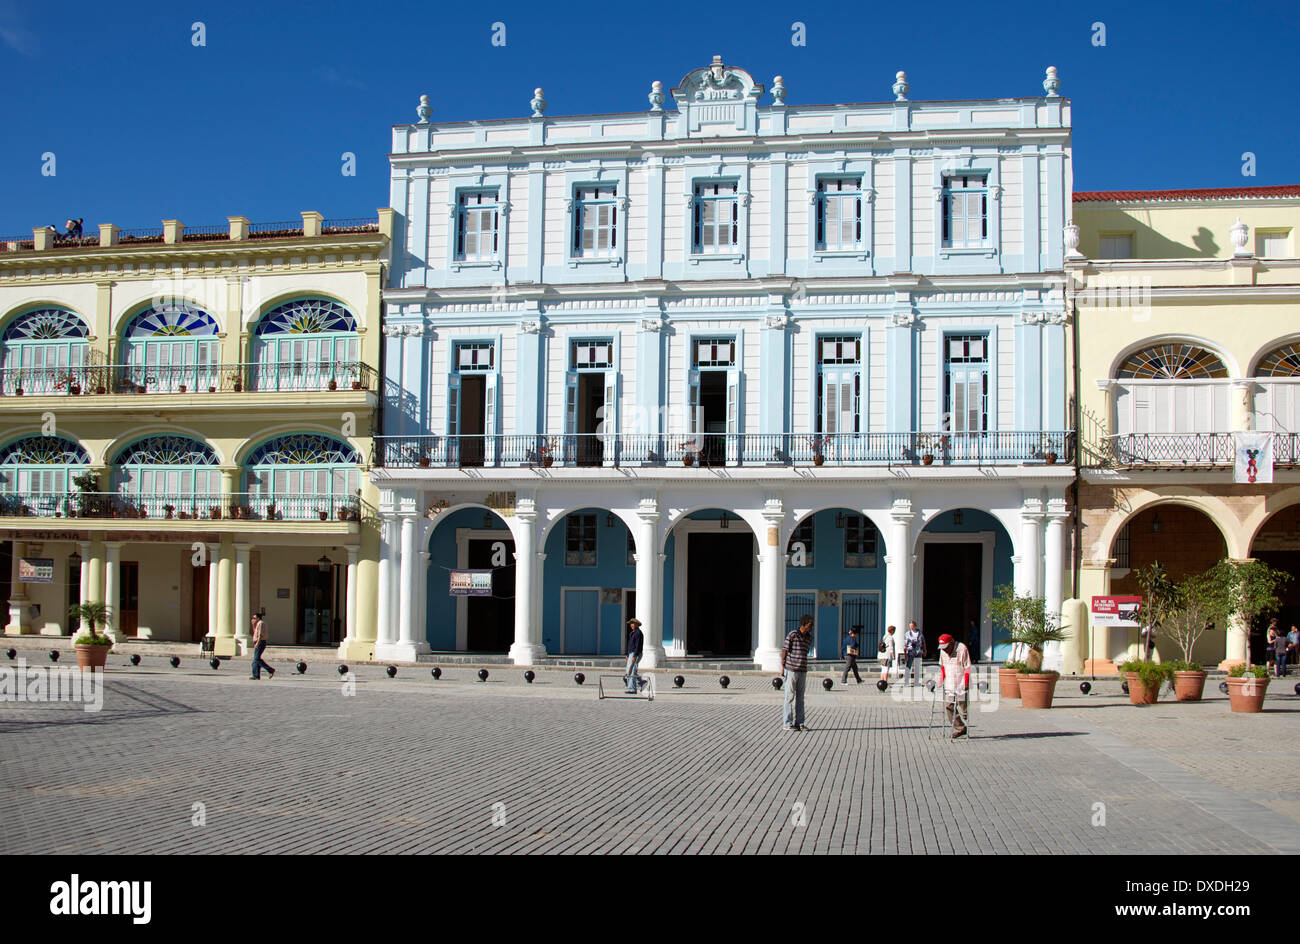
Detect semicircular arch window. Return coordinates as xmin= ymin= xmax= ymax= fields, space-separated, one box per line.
xmin=244 ymin=433 xmax=360 ymax=521
xmin=1115 ymin=343 xmax=1228 ymax=380
xmin=252 ymin=298 xmax=359 ymax=393
xmin=1 ymin=308 xmax=91 ymax=395
xmin=121 ymin=304 xmax=220 ymax=394
xmin=1255 ymin=343 xmax=1300 ymax=377
xmin=0 ymin=434 xmax=90 ymax=515
xmin=112 ymin=435 xmax=220 ymax=517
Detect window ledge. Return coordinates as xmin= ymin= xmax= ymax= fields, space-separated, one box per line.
xmin=688 ymin=252 xmax=745 ymax=265
xmin=813 ymin=250 xmax=870 ymax=261
xmin=567 ymin=255 xmax=623 ymax=268
xmin=938 ymin=246 xmax=997 ymax=259
xmin=450 ymin=259 xmax=502 ymax=272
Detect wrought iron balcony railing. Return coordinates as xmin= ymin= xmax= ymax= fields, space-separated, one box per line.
xmin=0 ymin=361 xmax=375 ymax=396
xmin=0 ymin=491 xmax=368 ymax=523
xmin=1103 ymin=431 xmax=1299 ymax=467
xmin=374 ymin=430 xmax=1076 ymax=470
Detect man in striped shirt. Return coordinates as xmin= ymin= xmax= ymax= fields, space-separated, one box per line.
xmin=937 ymin=633 xmax=970 ymax=738
xmin=781 ymin=614 xmax=814 ymax=731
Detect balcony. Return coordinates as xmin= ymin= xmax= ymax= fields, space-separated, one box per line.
xmin=1104 ymin=432 xmax=1299 ymax=467
xmin=0 ymin=491 xmax=369 ymax=524
xmin=373 ymin=430 xmax=1076 ymax=470
xmin=0 ymin=361 xmax=376 ymax=397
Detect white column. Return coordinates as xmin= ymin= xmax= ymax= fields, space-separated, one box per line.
xmin=396 ymin=512 xmax=416 ymax=647
xmin=206 ymin=542 xmax=220 ymax=639
xmin=1015 ymin=498 xmax=1044 ymax=597
xmin=6 ymin=541 xmax=30 ymax=635
xmin=103 ymin=542 xmax=123 ymax=642
xmin=345 ymin=546 xmax=359 ymax=645
xmin=508 ymin=503 xmax=546 ymax=664
xmin=884 ymin=500 xmax=913 ymax=638
xmin=233 ymin=543 xmax=251 ymax=649
xmin=634 ymin=499 xmax=665 ymax=668
xmin=375 ymin=519 xmax=393 ymax=647
xmin=77 ymin=540 xmax=92 ymax=633
xmin=755 ymin=498 xmax=786 ymax=671
xmin=1042 ymin=499 xmax=1068 ymax=672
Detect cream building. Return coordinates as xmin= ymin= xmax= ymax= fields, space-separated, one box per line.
xmin=1066 ymin=185 xmax=1300 ymax=671
xmin=0 ymin=212 xmax=392 ymax=659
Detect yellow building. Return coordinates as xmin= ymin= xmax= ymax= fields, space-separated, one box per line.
xmin=1067 ymin=185 xmax=1300 ymax=672
xmin=0 ymin=211 xmax=392 ymax=659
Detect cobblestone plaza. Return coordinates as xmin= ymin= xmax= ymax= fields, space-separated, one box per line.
xmin=2 ymin=661 xmax=1295 ymax=855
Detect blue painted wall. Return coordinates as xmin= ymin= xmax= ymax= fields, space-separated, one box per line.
xmin=921 ymin=509 xmax=1015 ymax=659
xmin=423 ymin=507 xmax=513 ymax=648
xmin=785 ymin=509 xmax=887 ymax=658
xmin=542 ymin=508 xmax=635 ymax=654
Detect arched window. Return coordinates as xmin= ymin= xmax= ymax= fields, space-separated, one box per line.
xmin=244 ymin=433 xmax=360 ymax=520
xmin=113 ymin=435 xmax=220 ymax=517
xmin=121 ymin=304 xmax=220 ymax=394
xmin=1116 ymin=343 xmax=1228 ymax=380
xmin=0 ymin=435 xmax=90 ymax=516
xmin=252 ymin=298 xmax=359 ymax=392
xmin=1253 ymin=342 xmax=1300 ymax=433
xmin=1 ymin=308 xmax=91 ymax=395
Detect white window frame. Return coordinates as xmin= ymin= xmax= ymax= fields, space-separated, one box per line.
xmin=931 ymin=157 xmax=1000 ymax=260
xmin=682 ymin=161 xmax=751 ymax=266
xmin=446 ymin=172 xmax=511 ymax=273
xmin=561 ymin=331 xmax=621 ymax=466
xmin=1098 ymin=233 xmax=1135 ymax=260
xmin=935 ymin=326 xmax=1000 ymax=433
xmin=1257 ymin=229 xmax=1291 ymax=259
xmin=563 ymin=166 xmax=630 ymax=269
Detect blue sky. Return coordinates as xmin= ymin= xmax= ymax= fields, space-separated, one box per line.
xmin=2 ymin=0 xmax=1297 ymax=235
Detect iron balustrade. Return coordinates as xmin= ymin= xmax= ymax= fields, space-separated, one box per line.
xmin=0 ymin=491 xmax=370 ymax=522
xmin=374 ymin=430 xmax=1077 ymax=469
xmin=321 ymin=218 xmax=380 ymax=233
xmin=1105 ymin=431 xmax=1299 ymax=467
xmin=0 ymin=361 xmax=375 ymax=396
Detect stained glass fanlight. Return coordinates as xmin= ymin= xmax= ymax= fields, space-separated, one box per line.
xmin=1 ymin=308 xmax=91 ymax=394
xmin=252 ymin=298 xmax=359 ymax=392
xmin=124 ymin=304 xmax=219 ymax=338
xmin=2 ymin=308 xmax=89 ymax=342
xmin=112 ymin=435 xmax=221 ymax=511
xmin=245 ymin=434 xmax=361 ymax=466
xmin=121 ymin=304 xmax=221 ymax=394
xmin=1255 ymin=343 xmax=1300 ymax=377
xmin=1116 ymin=343 xmax=1228 ymax=380
xmin=0 ymin=435 xmax=90 ymax=514
xmin=256 ymin=299 xmax=356 ymax=336
xmin=245 ymin=433 xmax=360 ymax=518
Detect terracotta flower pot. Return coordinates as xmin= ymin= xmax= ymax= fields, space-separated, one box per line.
xmin=922 ymin=454 xmax=934 ymax=466
xmin=1226 ymin=676 xmax=1269 ymax=713
xmin=75 ymin=644 xmax=111 ymax=671
xmin=1045 ymin=452 xmax=1058 ymax=464
xmin=328 ymin=380 xmax=337 ymax=390
xmin=1125 ymin=672 xmax=1162 ymax=705
xmin=351 ymin=381 xmax=362 ymax=391
xmin=542 ymin=455 xmax=553 ymax=467
xmin=997 ymin=667 xmax=1021 ymax=699
xmin=417 ymin=457 xmax=431 ymax=468
xmin=1016 ymin=672 xmax=1059 ymax=708
xmin=813 ymin=454 xmax=825 ymax=467
xmin=683 ymin=454 xmax=695 ymax=467
xmin=1173 ymin=670 xmax=1207 ymax=702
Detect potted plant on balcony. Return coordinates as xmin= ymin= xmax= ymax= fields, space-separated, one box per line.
xmin=916 ymin=433 xmax=936 ymax=466
xmin=682 ymin=439 xmax=700 ymax=467
xmin=1225 ymin=663 xmax=1269 ymax=712
xmin=417 ymin=453 xmax=431 ymax=468
xmin=347 ymin=364 xmax=363 ymax=391
xmin=318 ymin=508 xmax=328 ymax=521
xmin=163 ymin=504 xmax=175 ymax=519
xmin=70 ymin=602 xmax=113 ymax=670
xmin=265 ymin=502 xmax=277 ymax=520
xmin=327 ymin=377 xmax=338 ymax=391
xmin=810 ymin=435 xmax=827 ymax=467
xmin=226 ymin=370 xmax=242 ymax=393
xmin=208 ymin=505 xmax=222 ymax=520
xmin=1040 ymin=434 xmax=1059 ymax=465
xmin=987 ymin=584 xmax=1069 ymax=708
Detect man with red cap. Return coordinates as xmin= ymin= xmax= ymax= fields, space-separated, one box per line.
xmin=937 ymin=633 xmax=971 ymax=738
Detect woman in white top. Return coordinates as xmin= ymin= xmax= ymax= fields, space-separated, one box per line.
xmin=882 ymin=625 xmax=899 ymax=680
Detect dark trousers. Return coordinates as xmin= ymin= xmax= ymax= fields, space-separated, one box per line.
xmin=251 ymin=640 xmax=274 ymax=678
xmin=842 ymin=654 xmax=861 ymax=683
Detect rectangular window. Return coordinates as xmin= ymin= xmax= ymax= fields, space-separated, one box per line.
xmin=944 ymin=334 xmax=990 ymax=433
xmin=816 ymin=177 xmax=863 ymax=251
xmin=1114 ymin=523 xmax=1131 ymax=570
xmin=692 ymin=181 xmax=739 ymax=253
xmin=571 ymin=339 xmax=614 ymax=370
xmin=693 ymin=337 xmax=736 ymax=368
xmin=941 ymin=175 xmax=988 ymax=249
xmin=1098 ymin=234 xmax=1134 ymax=259
xmin=454 ymin=342 xmax=494 ymax=372
xmin=574 ymin=186 xmax=617 ymax=257
xmin=787 ymin=518 xmax=815 ymax=567
xmin=844 ymin=516 xmax=878 ymax=568
xmin=1258 ymin=230 xmax=1290 ymax=258
xmin=817 ymin=336 xmax=862 ymax=437
xmin=456 ymin=190 xmax=499 ymax=261
xmin=565 ymin=514 xmax=597 ymax=566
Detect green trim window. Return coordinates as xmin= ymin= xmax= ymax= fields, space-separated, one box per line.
xmin=253 ymin=298 xmax=360 ymax=392
xmin=1 ymin=308 xmax=91 ymax=395
xmin=112 ymin=435 xmax=220 ymax=515
xmin=245 ymin=434 xmax=360 ymax=520
xmin=0 ymin=435 xmax=90 ymax=515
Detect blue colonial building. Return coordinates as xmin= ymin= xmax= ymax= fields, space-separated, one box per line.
xmin=372 ymin=58 xmax=1074 ymax=669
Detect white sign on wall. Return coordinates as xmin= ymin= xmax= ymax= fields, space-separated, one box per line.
xmin=1233 ymin=431 xmax=1273 ymax=484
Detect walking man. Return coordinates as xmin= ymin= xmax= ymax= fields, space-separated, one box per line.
xmin=781 ymin=614 xmax=814 ymax=731
xmin=624 ymin=618 xmax=645 ymax=693
xmin=937 ymin=633 xmax=971 ymax=739
xmin=902 ymin=620 xmax=926 ymax=687
xmin=249 ymin=613 xmax=275 ymax=680
xmin=842 ymin=625 xmax=863 ymax=685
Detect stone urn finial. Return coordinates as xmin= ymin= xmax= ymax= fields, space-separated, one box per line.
xmin=416 ymin=94 xmax=432 ymax=122
xmin=1230 ymin=217 xmax=1251 ymax=255
xmin=648 ymin=80 xmax=665 ymax=112
xmin=771 ymin=75 xmax=787 ymax=106
xmin=530 ymin=88 xmax=547 ymax=117
xmin=893 ymin=70 xmax=909 ymax=102
xmin=1063 ymin=221 xmax=1083 ymax=259
xmin=1043 ymin=66 xmax=1061 ymax=97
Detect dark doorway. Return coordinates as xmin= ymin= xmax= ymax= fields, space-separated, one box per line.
xmin=467 ymin=536 xmax=515 ymax=651
xmin=459 ymin=374 xmax=486 ymax=467
xmin=119 ymin=562 xmax=139 ymax=636
xmin=699 ymin=371 xmax=727 ymax=465
xmin=296 ymin=564 xmax=337 ymax=644
xmin=686 ymin=532 xmax=752 ymax=655
xmin=1250 ymin=550 xmax=1300 ymax=663
xmin=576 ymin=373 xmax=605 ymax=466
xmin=922 ymin=542 xmax=981 ymax=655
xmin=191 ymin=564 xmax=209 ymax=642
xmin=0 ymin=541 xmax=10 ymax=624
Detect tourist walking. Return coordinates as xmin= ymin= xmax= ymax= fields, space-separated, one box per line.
xmin=841 ymin=626 xmax=863 ymax=685
xmin=902 ymin=620 xmax=926 ymax=686
xmin=624 ymin=618 xmax=645 ymax=693
xmin=1273 ymin=625 xmax=1289 ymax=678
xmin=249 ymin=614 xmax=275 ymax=679
xmin=883 ymin=624 xmax=899 ymax=681
xmin=937 ymin=633 xmax=971 ymax=739
xmin=781 ymin=614 xmax=814 ymax=731
xmin=877 ymin=640 xmax=891 ymax=683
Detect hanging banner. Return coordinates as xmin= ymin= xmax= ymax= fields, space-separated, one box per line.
xmin=1091 ymin=595 xmax=1142 ymax=628
xmin=18 ymin=558 xmax=54 ymax=583
xmin=1233 ymin=431 xmax=1273 ymax=484
xmin=448 ymin=569 xmax=494 ymax=597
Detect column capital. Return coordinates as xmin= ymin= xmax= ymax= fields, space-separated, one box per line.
xmin=760 ymin=497 xmax=784 ymax=523
xmin=1081 ymin=557 xmax=1115 ymax=571
xmin=104 ymin=541 xmax=124 ymax=550
xmin=1046 ymin=497 xmax=1070 ymax=521
xmin=636 ymin=496 xmax=660 ymax=522
xmin=346 ymin=547 xmax=359 ymax=563
xmin=398 ymin=496 xmax=419 ymax=517
xmin=234 ymin=542 xmax=253 ymax=552
xmin=515 ymin=497 xmax=538 ymax=523
xmin=1021 ymin=497 xmax=1045 ymax=520
xmin=889 ymin=498 xmax=913 ymax=523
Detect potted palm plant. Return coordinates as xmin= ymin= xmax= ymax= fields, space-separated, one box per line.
xmin=987 ymin=584 xmax=1069 ymax=708
xmin=70 ymin=602 xmax=113 ymax=670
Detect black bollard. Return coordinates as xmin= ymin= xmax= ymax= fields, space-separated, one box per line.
xmin=431 ymin=667 xmax=442 ymax=679
xmin=876 ymin=679 xmax=887 ymax=692
xmin=337 ymin=664 xmax=348 ymax=676
xmin=48 ymin=650 xmax=60 ymax=662
xmin=823 ymin=678 xmax=834 ymax=691
xmin=574 ymin=672 xmax=585 ymax=685
xmin=1121 ymin=681 xmax=1130 ymax=695
xmin=209 ymin=657 xmax=221 ymax=670
xmin=1080 ymin=681 xmax=1092 ymax=695
xmin=1218 ymin=681 xmax=1229 ymax=695
xmin=386 ymin=665 xmax=397 ymax=678
xmin=477 ymin=668 xmax=488 ymax=682
xmin=772 ymin=676 xmax=783 ymax=690
xmin=296 ymin=661 xmax=307 ymax=674
xmin=169 ymin=656 xmax=180 ymax=668
xmin=673 ymin=675 xmax=685 ymax=688
xmin=5 ymin=648 xmax=15 ymax=660
xmin=129 ymin=654 xmax=141 ymax=666
xmin=524 ymin=670 xmax=535 ymax=683
xmin=719 ymin=675 xmax=730 ymax=689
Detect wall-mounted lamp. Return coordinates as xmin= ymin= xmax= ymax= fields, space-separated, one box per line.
xmin=720 ymin=512 xmax=730 ymax=530
xmin=1151 ymin=512 xmax=1162 ymax=534
xmin=953 ymin=510 xmax=964 ymax=526
xmin=317 ymin=554 xmax=332 ymax=573
xmin=605 ymin=512 xmax=616 ymax=529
